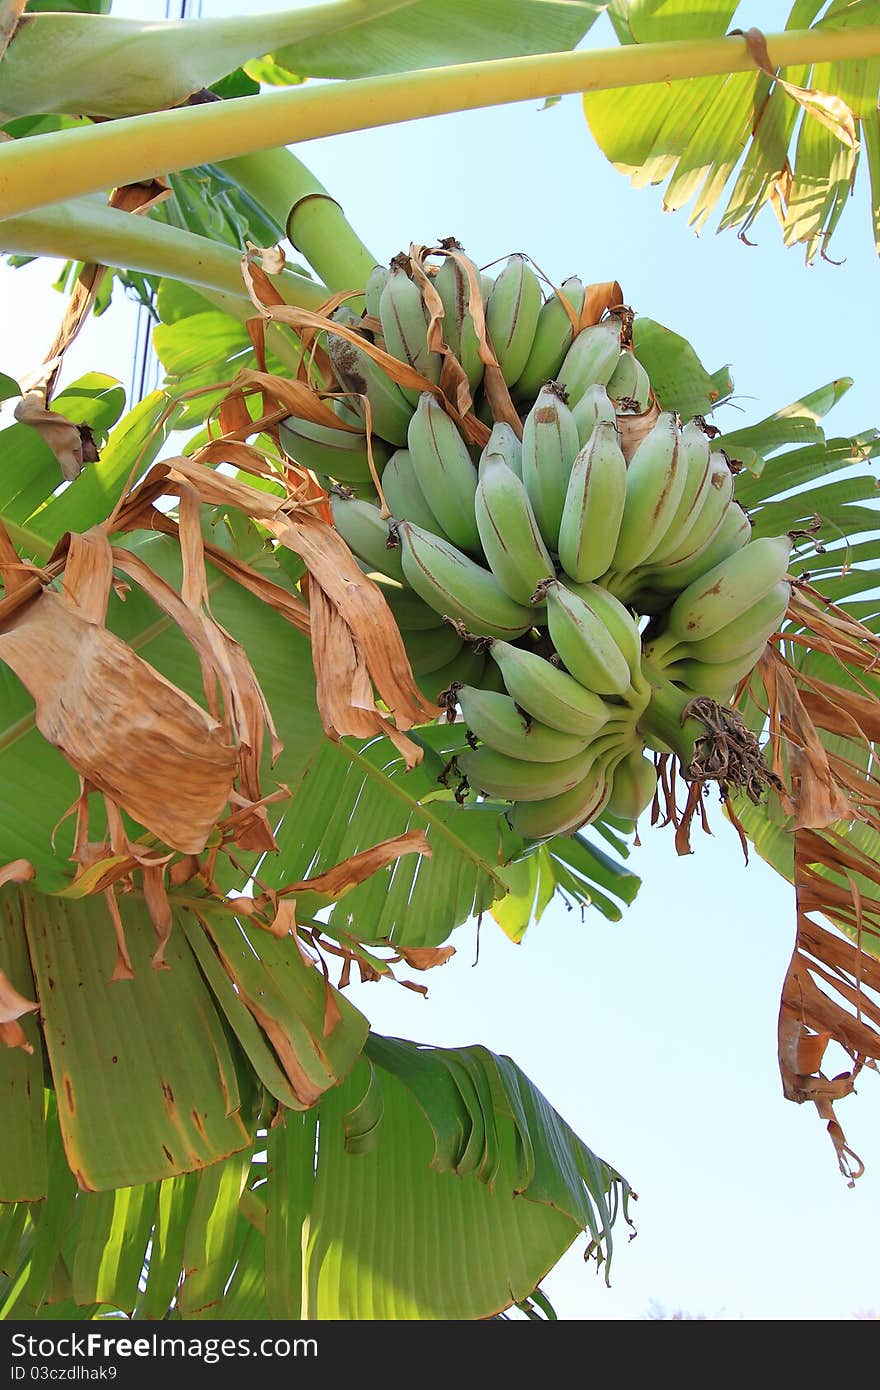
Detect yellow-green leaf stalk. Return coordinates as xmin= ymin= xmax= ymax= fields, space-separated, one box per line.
xmin=219 ymin=148 xmax=377 ymax=294
xmin=2 ymin=27 xmax=879 ymax=221
xmin=0 ymin=195 xmax=329 ymax=310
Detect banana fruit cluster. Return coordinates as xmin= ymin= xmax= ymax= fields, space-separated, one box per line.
xmin=277 ymin=245 xmax=792 ymax=841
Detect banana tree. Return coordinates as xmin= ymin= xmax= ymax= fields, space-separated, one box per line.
xmin=2 ymin=0 xmax=880 ymax=1320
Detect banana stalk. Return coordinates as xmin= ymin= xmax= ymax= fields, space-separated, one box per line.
xmin=0 ymin=196 xmax=329 ymax=311
xmin=637 ymin=669 xmax=706 ymax=762
xmin=219 ymin=148 xmax=377 ymax=295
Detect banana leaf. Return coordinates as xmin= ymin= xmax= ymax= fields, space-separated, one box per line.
xmin=0 ymin=3 xmax=606 ymax=118
xmin=0 ymin=1035 xmax=633 ymax=1321
xmin=584 ymin=0 xmax=880 ymax=262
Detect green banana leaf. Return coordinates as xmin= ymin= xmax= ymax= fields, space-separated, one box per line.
xmin=0 ymin=885 xmax=372 ymax=1197
xmin=584 ymin=0 xmax=880 ymax=262
xmin=260 ymin=720 xmax=639 ymax=950
xmin=633 ymin=317 xmax=732 ymax=418
xmin=24 ymin=2 xmax=110 ymax=13
xmin=0 ymin=1036 xmax=632 ymax=1320
xmin=0 ymin=2 xmax=606 ymax=119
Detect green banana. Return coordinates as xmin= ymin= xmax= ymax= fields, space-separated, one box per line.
xmin=398 ymin=522 xmax=536 ymax=640
xmin=477 ymin=658 xmax=508 ymax=695
xmin=557 ymin=419 xmax=627 ymax=583
xmin=663 ymin=535 xmax=793 ymax=645
xmin=332 ymin=395 xmax=365 ymax=430
xmin=479 ymin=422 xmax=523 ymax=478
xmin=379 ymin=263 xmax=442 ymax=402
xmin=512 ymin=275 xmax=585 ymax=401
xmin=402 ymin=621 xmax=464 ymax=674
xmin=646 ymin=446 xmax=734 ymax=569
xmin=368 ymin=573 xmax=447 ymax=631
xmin=474 ymin=455 xmax=554 ymax=605
xmin=456 ymin=686 xmax=591 ymax=763
xmin=326 ymin=308 xmax=413 ymax=447
xmin=685 ymin=579 xmax=789 ymax=662
xmin=646 ymin=579 xmax=790 ymax=668
xmin=433 ymin=249 xmax=484 ymax=390
xmin=507 ymin=752 xmax=615 ymax=839
xmin=279 ymin=415 xmax=391 ymax=485
xmin=488 ymin=640 xmax=612 ymax=736
xmin=474 ymin=392 xmax=496 ymax=429
xmin=606 ymin=350 xmax=651 ymax=411
xmin=628 ymin=501 xmax=752 ymax=608
xmin=555 ymin=319 xmax=622 ymax=403
xmin=407 ymin=393 xmax=481 ymax=553
xmin=485 ymin=254 xmax=542 ymax=385
xmin=365 ymin=264 xmax=389 ymax=320
xmin=458 ymin=741 xmax=602 ymax=802
xmin=544 ymin=580 xmax=632 ymax=698
xmin=380 ymin=448 xmax=448 ymax=535
xmin=667 ymin=643 xmax=769 ymax=701
xmin=605 ymin=745 xmax=657 ymax=820
xmin=641 ymin=422 xmax=713 ymax=565
xmin=330 ymin=495 xmax=405 ymax=581
xmin=571 ymin=384 xmax=617 ymax=447
xmin=417 ymin=644 xmax=486 ymax=704
xmin=521 ymin=382 xmax=581 ymax=549
xmin=566 ymin=581 xmax=643 ymax=683
xmin=609 ymin=412 xmax=685 ymax=575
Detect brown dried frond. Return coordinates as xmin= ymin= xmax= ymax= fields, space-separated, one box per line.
xmin=745 ymin=592 xmax=880 ymax=1178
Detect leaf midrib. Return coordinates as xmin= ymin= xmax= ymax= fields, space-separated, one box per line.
xmin=336 ymin=741 xmax=508 ymax=894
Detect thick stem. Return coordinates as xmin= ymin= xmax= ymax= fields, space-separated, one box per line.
xmin=219 ymin=149 xmax=377 ymax=292
xmin=0 ymin=1 xmax=419 ymax=118
xmin=2 ymin=27 xmax=879 ymax=219
xmin=637 ymin=667 xmax=704 ymax=764
xmin=0 ymin=197 xmax=330 ymax=311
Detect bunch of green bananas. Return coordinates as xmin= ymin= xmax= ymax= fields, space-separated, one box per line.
xmin=277 ymin=245 xmax=793 ymax=840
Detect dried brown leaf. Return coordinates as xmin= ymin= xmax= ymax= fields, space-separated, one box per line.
xmin=798 ymin=678 xmax=880 ymax=745
xmin=777 ymin=826 xmax=880 ymax=1183
xmin=267 ymin=900 xmax=298 ymax=939
xmin=395 ymin=945 xmax=455 ymax=971
xmin=103 ymin=888 xmax=135 ymax=983
xmin=280 ymin=829 xmax=430 ymax=901
xmin=241 ymin=277 xmax=489 ymax=446
xmin=0 ymin=3 xmax=26 ymax=63
xmin=0 ymin=858 xmax=34 ymax=890
xmin=246 ymin=241 xmax=286 ymax=277
xmin=409 ymin=245 xmax=475 ymax=418
xmin=235 ymin=368 xmax=357 ymax=433
xmin=14 ymin=391 xmax=86 ymax=481
xmin=192 ymin=438 xmax=283 ymax=480
xmin=109 ymin=178 xmax=170 ymax=216
xmin=142 ymin=863 xmax=173 ymax=970
xmin=617 ymin=400 xmax=661 ymax=463
xmin=0 ymin=531 xmax=237 ymax=854
xmin=582 ymin=281 xmax=624 ymax=330
xmin=0 ymin=967 xmax=38 ymax=1028
xmin=743 ymin=27 xmax=859 ymax=150
xmin=759 ymin=647 xmax=852 ymax=828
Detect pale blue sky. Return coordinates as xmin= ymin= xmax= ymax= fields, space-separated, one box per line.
xmin=3 ymin=0 xmax=879 ymax=1320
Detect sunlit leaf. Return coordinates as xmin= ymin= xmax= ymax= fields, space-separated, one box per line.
xmin=585 ymin=0 xmax=880 ymax=260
